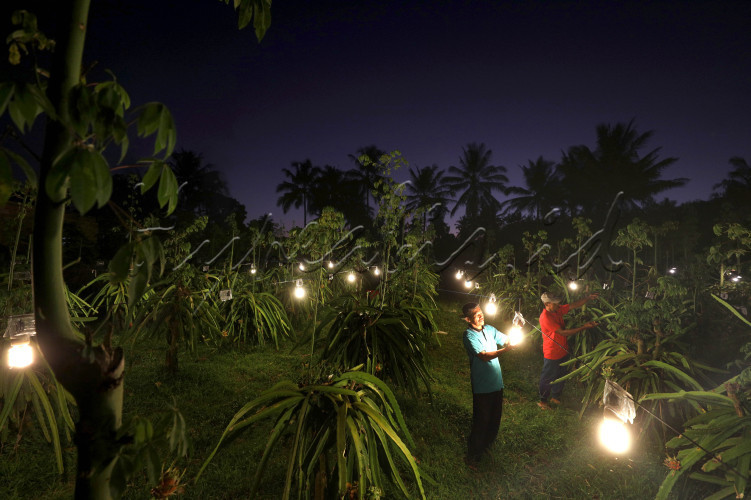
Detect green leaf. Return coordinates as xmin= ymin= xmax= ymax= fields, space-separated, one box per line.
xmin=135 ymin=102 xmax=176 ymax=157
xmin=157 ymin=165 xmax=178 ymax=214
xmin=128 ymin=266 xmax=149 ymax=309
xmin=641 ymin=360 xmax=704 ymax=391
xmin=4 ymin=148 xmax=36 ymax=185
xmin=0 ymin=81 xmax=14 ymax=116
xmin=109 ymin=242 xmax=134 ymax=282
xmin=26 ymin=371 xmax=64 ymax=474
xmin=0 ymin=151 xmax=13 ymax=206
xmin=711 ymin=293 xmax=751 ymax=328
xmin=69 ymin=150 xmax=97 ymax=214
xmin=45 ymin=147 xmax=75 ymax=202
xmin=141 ymin=161 xmax=162 ymax=193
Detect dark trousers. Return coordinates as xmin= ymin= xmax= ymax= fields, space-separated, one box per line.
xmin=539 ymin=355 xmax=569 ymax=402
xmin=467 ymin=389 xmax=503 ymax=462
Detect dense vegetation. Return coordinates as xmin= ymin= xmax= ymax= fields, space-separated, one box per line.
xmin=2 ymin=3 xmax=751 ymax=500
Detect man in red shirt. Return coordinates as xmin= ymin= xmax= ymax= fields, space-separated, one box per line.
xmin=538 ymin=291 xmax=598 ymax=410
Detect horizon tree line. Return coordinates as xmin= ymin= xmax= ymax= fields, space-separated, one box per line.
xmin=275 ymin=120 xmax=700 ymax=233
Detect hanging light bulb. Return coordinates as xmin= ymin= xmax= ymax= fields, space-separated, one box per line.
xmin=373 ymin=266 xmax=381 ymax=276
xmin=508 ymin=311 xmax=525 ymax=345
xmin=455 ymin=270 xmax=464 ymax=280
xmin=4 ymin=314 xmax=36 ymax=369
xmin=328 ymin=261 xmax=335 ymax=269
xmin=568 ymin=280 xmax=578 ymax=290
xmin=464 ymin=280 xmax=473 ymax=289
xmin=598 ymin=380 xmax=635 ymax=454
xmin=293 ymin=279 xmax=306 ymax=299
xmin=8 ymin=342 xmax=33 ymax=369
xmin=599 ymin=411 xmax=631 ymax=454
xmin=668 ymin=267 xmax=677 ymax=275
xmin=484 ymin=294 xmax=498 ymax=316
xmin=250 ymin=265 xmax=257 ymax=275
xmin=347 ymin=272 xmax=356 ymax=283
xmin=298 ymin=262 xmax=305 ymax=271
xmin=508 ymin=325 xmax=524 ymax=346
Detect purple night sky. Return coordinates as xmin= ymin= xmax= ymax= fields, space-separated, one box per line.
xmin=20 ymin=1 xmax=751 ymax=227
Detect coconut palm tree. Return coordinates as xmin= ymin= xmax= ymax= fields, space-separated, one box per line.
xmin=714 ymin=157 xmax=751 ymax=198
xmin=276 ymin=159 xmax=321 ymax=226
xmin=169 ymin=149 xmax=228 ymax=217
xmin=503 ymin=156 xmax=564 ymax=220
xmin=444 ymin=142 xmax=508 ymax=220
xmin=348 ymin=144 xmax=386 ymax=218
xmin=310 ymin=165 xmax=369 ymax=227
xmin=559 ymin=120 xmax=685 ymax=216
xmin=404 ymin=164 xmax=453 ymax=232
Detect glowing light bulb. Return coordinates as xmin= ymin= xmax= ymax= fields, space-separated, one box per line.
xmin=299 ymin=263 xmax=305 ymax=271
xmin=485 ymin=294 xmax=498 ymax=316
xmin=568 ymin=281 xmax=578 ymax=290
xmin=250 ymin=266 xmax=257 ymax=275
xmin=508 ymin=325 xmax=524 ymax=346
xmin=455 ymin=270 xmax=463 ymax=280
xmin=293 ymin=280 xmax=306 ymax=299
xmin=8 ymin=342 xmax=33 ymax=369
xmin=347 ymin=272 xmax=356 ymax=283
xmin=485 ymin=301 xmax=497 ymax=316
xmin=373 ymin=266 xmax=380 ymax=276
xmin=668 ymin=267 xmax=677 ymax=275
xmin=464 ymin=280 xmax=473 ymax=289
xmin=599 ymin=416 xmax=631 ymax=454
xmin=732 ymin=275 xmax=742 ymax=282
xmin=328 ymin=261 xmax=334 ymax=269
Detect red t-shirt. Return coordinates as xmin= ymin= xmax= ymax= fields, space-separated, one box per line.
xmin=539 ymin=303 xmax=571 ymax=360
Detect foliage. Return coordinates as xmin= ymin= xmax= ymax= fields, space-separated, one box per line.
xmin=559 ymin=277 xmax=717 ymax=436
xmin=0 ymin=355 xmax=76 ymax=475
xmin=197 ymin=370 xmax=426 ymax=499
xmin=317 ymin=294 xmax=433 ymax=397
xmin=109 ymin=397 xmax=190 ymax=499
xmin=218 ymin=274 xmax=291 ymax=347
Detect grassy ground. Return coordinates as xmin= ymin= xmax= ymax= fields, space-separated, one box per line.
xmin=1 ymin=298 xmax=696 ymax=499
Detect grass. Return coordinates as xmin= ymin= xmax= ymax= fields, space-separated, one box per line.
xmin=0 ymin=298 xmax=696 ymax=499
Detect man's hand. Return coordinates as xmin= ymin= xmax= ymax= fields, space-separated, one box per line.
xmin=583 ymin=321 xmax=598 ymax=329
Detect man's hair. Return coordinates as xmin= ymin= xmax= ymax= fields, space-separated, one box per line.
xmin=462 ymin=302 xmax=479 ymax=319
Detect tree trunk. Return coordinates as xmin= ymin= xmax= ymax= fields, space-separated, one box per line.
xmin=33 ymin=1 xmax=126 ymax=498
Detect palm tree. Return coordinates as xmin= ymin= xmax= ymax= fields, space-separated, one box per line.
xmin=503 ymin=156 xmax=563 ymax=220
xmin=404 ymin=164 xmax=453 ymax=232
xmin=444 ymin=142 xmax=509 ymax=220
xmin=559 ymin=120 xmax=685 ymax=216
xmin=310 ymin=165 xmax=369 ymax=227
xmin=169 ymin=149 xmax=228 ymax=217
xmin=714 ymin=157 xmax=751 ymax=198
xmin=276 ymin=159 xmax=321 ymax=226
xmin=348 ymin=145 xmax=386 ymax=218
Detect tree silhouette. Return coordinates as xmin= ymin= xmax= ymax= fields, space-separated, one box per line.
xmin=276 ymin=159 xmax=321 ymax=226
xmin=310 ymin=165 xmax=369 ymax=228
xmin=348 ymin=144 xmax=386 ymax=218
xmin=559 ymin=120 xmax=685 ymax=216
xmin=504 ymin=156 xmax=563 ymax=220
xmin=169 ymin=149 xmax=228 ymax=217
xmin=714 ymin=157 xmax=751 ymax=199
xmin=444 ymin=142 xmax=508 ymax=220
xmin=404 ymin=164 xmax=453 ymax=232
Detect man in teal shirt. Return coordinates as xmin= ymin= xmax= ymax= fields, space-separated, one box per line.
xmin=462 ymin=302 xmax=515 ymax=467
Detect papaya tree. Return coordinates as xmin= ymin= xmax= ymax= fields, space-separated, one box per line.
xmin=0 ymin=2 xmax=271 ymax=498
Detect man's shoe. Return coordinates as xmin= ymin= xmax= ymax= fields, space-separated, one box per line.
xmin=550 ymin=398 xmax=562 ymax=405
xmin=537 ymin=401 xmax=551 ymax=410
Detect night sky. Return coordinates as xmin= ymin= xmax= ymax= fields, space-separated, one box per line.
xmin=10 ymin=1 xmax=751 ymax=227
